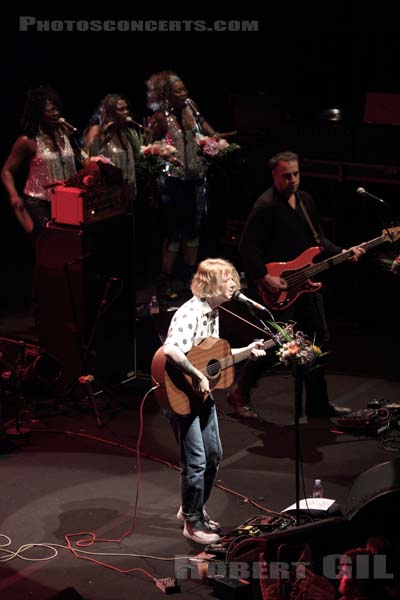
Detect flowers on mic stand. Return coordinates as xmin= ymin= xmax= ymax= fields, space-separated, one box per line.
xmin=195 ymin=134 xmax=240 ymax=161
xmin=136 ymin=138 xmax=180 ymax=178
xmin=269 ymin=322 xmax=325 ymax=369
xmin=135 ymin=137 xmax=180 ymax=207
xmin=195 ymin=134 xmax=242 ymax=200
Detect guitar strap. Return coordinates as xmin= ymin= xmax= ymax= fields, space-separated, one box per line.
xmin=298 ymin=197 xmax=322 ymax=247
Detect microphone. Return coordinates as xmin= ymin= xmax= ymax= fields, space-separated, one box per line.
xmin=58 ymin=117 xmax=78 ymax=133
xmin=356 ymin=187 xmax=390 ymax=208
xmin=232 ymin=290 xmax=269 ymax=312
xmin=125 ymin=116 xmax=144 ymax=130
xmin=185 ymin=98 xmax=201 ymax=118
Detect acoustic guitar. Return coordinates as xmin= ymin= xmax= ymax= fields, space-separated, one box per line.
xmin=258 ymin=226 xmax=400 ymax=311
xmin=151 ymin=336 xmax=277 ymax=415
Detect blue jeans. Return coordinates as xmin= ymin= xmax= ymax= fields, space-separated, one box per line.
xmin=166 ymin=397 xmax=222 ymax=525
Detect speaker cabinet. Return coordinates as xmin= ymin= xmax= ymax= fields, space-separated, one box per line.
xmin=35 ymin=216 xmax=135 ymax=387
xmin=344 ymin=460 xmax=400 ymax=538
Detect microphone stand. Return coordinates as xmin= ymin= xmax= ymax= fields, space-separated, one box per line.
xmin=5 ymin=343 xmax=32 ymax=438
xmin=80 ymin=278 xmax=125 ymax=428
xmin=359 ymin=191 xmax=400 ymax=253
xmin=247 ymin=305 xmax=304 ymax=527
xmin=293 ymin=364 xmax=305 ymax=527
xmin=185 ymin=99 xmax=203 ymax=133
xmin=220 ymin=300 xmax=305 ymax=529
xmin=64 ymin=258 xmax=124 ymax=427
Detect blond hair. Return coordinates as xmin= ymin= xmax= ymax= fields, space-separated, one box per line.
xmin=191 ymin=258 xmax=240 ymax=298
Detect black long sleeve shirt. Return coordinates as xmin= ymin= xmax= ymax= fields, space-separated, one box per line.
xmin=239 ymin=186 xmax=342 ymax=282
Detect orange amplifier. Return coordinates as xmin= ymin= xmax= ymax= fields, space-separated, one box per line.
xmin=51 ymin=185 xmax=128 ymax=225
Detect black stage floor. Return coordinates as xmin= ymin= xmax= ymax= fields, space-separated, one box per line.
xmin=1 ymin=301 xmax=400 ymax=599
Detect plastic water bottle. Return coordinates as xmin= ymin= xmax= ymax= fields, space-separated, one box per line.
xmin=312 ymin=479 xmax=324 ymax=498
xmin=149 ymin=295 xmax=160 ymax=315
xmin=239 ymin=271 xmax=248 ymax=290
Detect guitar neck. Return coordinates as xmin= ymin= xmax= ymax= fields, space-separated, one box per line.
xmin=228 ymin=338 xmax=276 ymax=369
xmin=306 ymin=235 xmax=386 ymax=278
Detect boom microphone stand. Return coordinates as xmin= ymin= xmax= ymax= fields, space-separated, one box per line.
xmin=4 ymin=342 xmax=32 ymax=438
xmin=64 ymin=259 xmax=125 ymax=427
xmin=244 ymin=304 xmax=305 ymax=527
xmin=356 ymin=187 xmax=400 ymax=254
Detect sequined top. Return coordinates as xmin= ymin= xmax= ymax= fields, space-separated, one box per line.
xmin=24 ymin=130 xmax=76 ymax=201
xmin=158 ymin=111 xmax=205 ymax=181
xmin=87 ymin=129 xmax=137 ymax=200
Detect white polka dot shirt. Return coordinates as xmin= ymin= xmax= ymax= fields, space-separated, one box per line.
xmin=164 ymin=295 xmax=219 ymax=353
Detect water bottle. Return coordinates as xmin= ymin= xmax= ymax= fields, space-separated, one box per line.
xmin=149 ymin=295 xmax=160 ymax=315
xmin=239 ymin=271 xmax=248 ymax=290
xmin=312 ymin=479 xmax=324 ymax=498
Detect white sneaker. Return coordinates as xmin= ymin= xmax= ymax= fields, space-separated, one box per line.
xmin=183 ymin=521 xmax=221 ymax=545
xmin=177 ymin=506 xmax=221 ymax=532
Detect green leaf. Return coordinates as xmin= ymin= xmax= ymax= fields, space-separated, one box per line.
xmin=268 ymin=321 xmax=291 ymax=342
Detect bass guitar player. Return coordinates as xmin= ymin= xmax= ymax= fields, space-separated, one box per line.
xmin=233 ymin=150 xmax=366 ymax=420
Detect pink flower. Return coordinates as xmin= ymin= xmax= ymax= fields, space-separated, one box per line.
xmin=203 ymin=139 xmax=220 ymax=156
xmin=218 ymin=138 xmax=229 ymax=150
xmin=160 ymin=144 xmax=177 ymax=158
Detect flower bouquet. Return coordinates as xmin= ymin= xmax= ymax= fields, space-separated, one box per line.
xmin=63 ymin=155 xmax=123 ymax=191
xmin=136 ymin=138 xmax=180 ymax=179
xmin=269 ymin=322 xmax=324 ymax=369
xmin=196 ymin=134 xmax=240 ymax=161
xmin=135 ymin=137 xmax=180 ymax=206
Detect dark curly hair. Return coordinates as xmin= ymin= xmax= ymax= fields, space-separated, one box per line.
xmin=146 ymin=70 xmax=182 ymax=112
xmin=20 ymin=85 xmax=62 ymax=138
xmin=85 ymin=93 xmax=140 ymax=158
xmin=96 ymin=93 xmax=130 ymax=126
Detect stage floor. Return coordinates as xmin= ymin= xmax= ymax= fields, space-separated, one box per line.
xmin=1 ymin=364 xmax=400 ymax=599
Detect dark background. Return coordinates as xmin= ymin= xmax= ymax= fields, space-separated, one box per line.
xmin=1 ymin=12 xmax=399 ymax=326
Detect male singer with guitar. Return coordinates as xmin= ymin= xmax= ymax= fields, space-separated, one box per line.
xmin=160 ymin=258 xmax=265 ymax=544
xmin=231 ymin=151 xmax=365 ymax=419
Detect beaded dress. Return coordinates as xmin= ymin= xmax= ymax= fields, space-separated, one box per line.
xmin=24 ymin=129 xmax=76 ymax=201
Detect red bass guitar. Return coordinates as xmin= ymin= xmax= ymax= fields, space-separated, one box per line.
xmin=258 ymin=226 xmax=400 ymax=311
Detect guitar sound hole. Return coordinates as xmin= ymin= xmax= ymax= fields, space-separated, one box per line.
xmin=207 ymin=359 xmax=221 ymax=380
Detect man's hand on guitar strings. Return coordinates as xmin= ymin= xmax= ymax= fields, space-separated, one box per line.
xmin=345 ymin=245 xmax=366 ymax=262
xmin=261 ymin=274 xmax=288 ymax=293
xmin=193 ymin=374 xmax=210 ymax=396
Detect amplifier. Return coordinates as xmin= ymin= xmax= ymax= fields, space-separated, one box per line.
xmin=51 ymin=185 xmax=128 ymax=226
xmin=35 ymin=217 xmax=136 ymax=388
